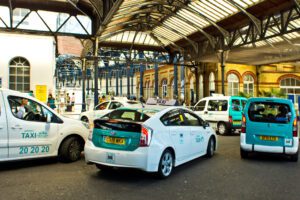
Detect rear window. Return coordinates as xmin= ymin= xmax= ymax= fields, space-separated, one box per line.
xmin=105 ymin=109 xmax=151 ymax=122
xmin=94 ymin=120 xmax=141 ymax=132
xmin=248 ymin=102 xmax=292 ymax=124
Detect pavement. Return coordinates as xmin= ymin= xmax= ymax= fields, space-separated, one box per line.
xmin=0 ymin=136 xmax=299 ymax=200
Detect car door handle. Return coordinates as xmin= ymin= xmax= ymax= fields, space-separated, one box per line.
xmin=204 ymin=111 xmax=208 ymax=114
xmin=171 ymin=133 xmax=177 ymax=136
xmin=0 ymin=126 xmax=3 ymax=129
xmin=11 ymin=125 xmax=22 ymax=130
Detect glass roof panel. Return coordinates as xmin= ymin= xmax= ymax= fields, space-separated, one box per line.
xmin=100 ymin=0 xmax=265 ymax=46
xmin=0 ymin=6 xmax=10 ymax=27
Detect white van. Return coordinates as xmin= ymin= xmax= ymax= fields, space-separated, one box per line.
xmin=193 ymin=95 xmax=247 ymax=135
xmin=0 ymin=89 xmax=89 ymax=162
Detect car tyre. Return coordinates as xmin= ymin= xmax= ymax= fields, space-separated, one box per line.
xmin=240 ymin=148 xmax=248 ymax=159
xmin=59 ymin=137 xmax=83 ymax=162
xmin=217 ymin=122 xmax=228 ymax=135
xmin=157 ymin=150 xmax=174 ymax=179
xmin=290 ymin=152 xmax=298 ymax=162
xmin=206 ymin=137 xmax=215 ymax=158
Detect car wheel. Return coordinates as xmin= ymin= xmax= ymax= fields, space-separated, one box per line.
xmin=218 ymin=122 xmax=228 ymax=135
xmin=157 ymin=150 xmax=174 ymax=179
xmin=81 ymin=116 xmax=89 ymax=123
xmin=206 ymin=137 xmax=215 ymax=158
xmin=290 ymin=152 xmax=298 ymax=162
xmin=240 ymin=148 xmax=248 ymax=159
xmin=59 ymin=137 xmax=83 ymax=162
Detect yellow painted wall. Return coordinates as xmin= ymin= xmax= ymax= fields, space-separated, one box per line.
xmin=135 ymin=62 xmax=300 ymax=104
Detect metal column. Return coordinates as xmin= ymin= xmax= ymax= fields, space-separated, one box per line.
xmin=127 ymin=64 xmax=130 ymax=97
xmin=104 ymin=61 xmax=109 ymax=95
xmin=180 ymin=57 xmax=185 ymax=103
xmin=116 ymin=70 xmax=119 ymax=96
xmin=93 ymin=38 xmax=99 ymax=106
xmin=131 ymin=63 xmax=134 ymax=96
xmin=81 ymin=58 xmax=86 ymax=112
xmin=195 ymin=66 xmax=199 ymax=102
xmin=220 ymin=51 xmax=225 ymax=95
xmin=154 ymin=62 xmax=159 ymax=97
xmin=120 ymin=71 xmax=123 ymax=96
xmin=139 ymin=64 xmax=144 ymax=98
xmin=173 ymin=56 xmax=178 ymax=99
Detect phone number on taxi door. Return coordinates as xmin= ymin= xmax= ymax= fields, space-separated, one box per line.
xmin=19 ymin=145 xmax=50 ymax=154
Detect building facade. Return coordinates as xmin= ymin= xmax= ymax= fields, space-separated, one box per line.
xmin=0 ymin=33 xmax=56 ymax=98
xmin=136 ymin=62 xmax=300 ymax=106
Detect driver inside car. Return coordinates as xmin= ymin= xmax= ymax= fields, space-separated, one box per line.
xmin=16 ymin=98 xmax=28 ymax=119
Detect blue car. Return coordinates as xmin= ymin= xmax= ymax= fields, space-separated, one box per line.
xmin=240 ymin=97 xmax=299 ymax=161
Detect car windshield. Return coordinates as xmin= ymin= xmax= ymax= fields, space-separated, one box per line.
xmin=248 ymin=102 xmax=292 ymax=124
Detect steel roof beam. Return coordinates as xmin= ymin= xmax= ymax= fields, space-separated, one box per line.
xmin=226 ymin=0 xmax=261 ymax=34
xmin=174 ymin=0 xmax=229 ymax=39
xmin=154 ymin=21 xmax=198 ymax=53
xmin=97 ymin=0 xmax=124 ymax=36
xmin=162 ymin=7 xmax=216 ymax=49
xmin=294 ymin=0 xmax=300 ymax=13
xmin=150 ymin=32 xmax=184 ymax=52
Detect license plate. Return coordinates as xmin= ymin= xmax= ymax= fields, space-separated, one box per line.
xmin=259 ymin=136 xmax=278 ymax=141
xmin=104 ymin=136 xmax=125 ymax=145
xmin=233 ymin=120 xmax=241 ymax=125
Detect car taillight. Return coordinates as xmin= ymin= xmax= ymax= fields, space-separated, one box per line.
xmin=241 ymin=114 xmax=246 ymax=133
xmin=140 ymin=125 xmax=153 ymax=147
xmin=229 ymin=116 xmax=233 ymax=124
xmin=293 ymin=118 xmax=298 ymax=137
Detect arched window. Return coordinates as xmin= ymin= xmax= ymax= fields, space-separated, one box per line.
xmin=243 ymin=75 xmax=254 ymax=96
xmin=280 ymin=77 xmax=300 ymax=103
xmin=209 ymin=72 xmax=215 ymax=94
xmin=199 ymin=75 xmax=204 ymax=99
xmin=9 ymin=57 xmax=30 ymax=92
xmin=162 ymin=79 xmax=167 ymax=98
xmin=228 ymin=73 xmax=239 ymax=96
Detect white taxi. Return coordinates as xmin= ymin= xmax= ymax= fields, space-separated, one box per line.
xmin=79 ymin=99 xmax=140 ymax=124
xmin=85 ymin=107 xmax=217 ymax=178
xmin=0 ymin=89 xmax=89 ymax=162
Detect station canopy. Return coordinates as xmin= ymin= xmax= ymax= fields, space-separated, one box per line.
xmin=98 ymin=0 xmax=300 ymax=65
xmin=0 ymin=0 xmax=300 ymax=65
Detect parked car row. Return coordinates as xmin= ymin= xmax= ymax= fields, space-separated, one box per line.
xmin=0 ymin=89 xmax=298 ymax=179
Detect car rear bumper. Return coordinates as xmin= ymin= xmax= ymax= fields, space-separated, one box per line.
xmin=84 ymin=140 xmax=159 ymax=172
xmin=240 ymin=133 xmax=299 ymax=154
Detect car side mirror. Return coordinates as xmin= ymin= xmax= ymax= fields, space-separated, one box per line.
xmin=203 ymin=121 xmax=209 ymax=128
xmin=46 ymin=114 xmax=51 ymax=123
xmin=101 ymin=116 xmax=109 ymax=120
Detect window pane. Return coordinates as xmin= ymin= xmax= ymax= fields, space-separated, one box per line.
xmin=24 ymin=84 xmax=30 ymax=92
xmin=9 ymin=83 xmax=15 ymax=90
xmin=24 ymin=76 xmax=30 ymax=83
xmin=17 ymin=76 xmax=23 ymax=82
xmin=10 ymin=68 xmax=16 ymax=74
xmin=291 ymin=78 xmax=296 ymax=86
